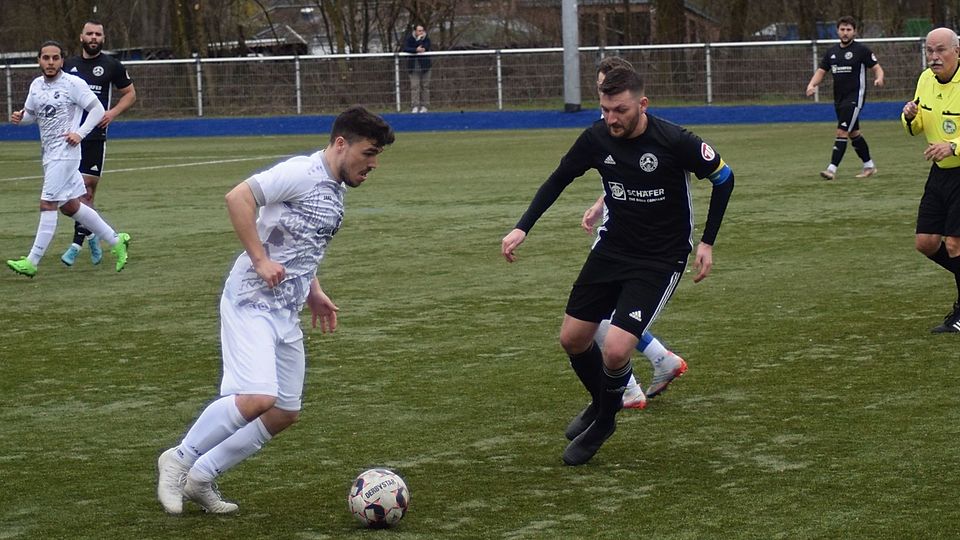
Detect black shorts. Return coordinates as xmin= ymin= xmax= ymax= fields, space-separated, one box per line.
xmin=834 ymin=100 xmax=862 ymax=133
xmin=916 ymin=164 xmax=960 ymax=236
xmin=79 ymin=139 xmax=106 ymax=177
xmin=565 ymin=251 xmax=684 ymax=339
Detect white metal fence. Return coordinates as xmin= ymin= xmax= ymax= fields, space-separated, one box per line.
xmin=3 ymin=37 xmax=927 ymax=119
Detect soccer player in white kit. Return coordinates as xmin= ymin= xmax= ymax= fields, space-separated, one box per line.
xmin=157 ymin=106 xmax=395 ymax=515
xmin=7 ymin=41 xmax=130 ymax=277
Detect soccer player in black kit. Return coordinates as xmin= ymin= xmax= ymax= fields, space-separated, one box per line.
xmin=60 ymin=20 xmax=136 ymax=267
xmin=805 ymin=16 xmax=884 ymax=180
xmin=501 ymin=67 xmax=734 ymax=465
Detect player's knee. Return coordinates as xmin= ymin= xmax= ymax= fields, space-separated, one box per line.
xmin=235 ymin=394 xmax=277 ymax=420
xmin=559 ymin=331 xmax=592 ymax=355
xmin=945 ymin=236 xmax=960 ymax=257
xmin=916 ymin=235 xmax=941 ymax=256
xmin=601 ymin=344 xmax=634 ymax=368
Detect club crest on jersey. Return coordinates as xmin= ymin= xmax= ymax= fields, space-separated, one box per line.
xmin=639 ymin=153 xmax=658 ymax=172
xmin=609 ymin=182 xmax=627 ymax=200
xmin=93 ymin=66 xmax=104 ymax=77
xmin=944 ymin=119 xmax=958 ymax=135
xmin=844 ymin=51 xmax=853 ymax=60
xmin=701 ymin=142 xmax=716 ymax=161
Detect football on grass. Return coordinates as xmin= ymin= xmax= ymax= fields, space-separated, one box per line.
xmin=347 ymin=468 xmax=409 ymax=528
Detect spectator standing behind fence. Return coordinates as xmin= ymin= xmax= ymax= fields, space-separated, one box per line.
xmin=403 ymin=25 xmax=431 ymax=113
xmin=805 ymin=15 xmax=884 ymax=181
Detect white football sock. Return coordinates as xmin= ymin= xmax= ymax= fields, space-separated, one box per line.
xmin=642 ymin=337 xmax=669 ymax=366
xmin=177 ymin=395 xmax=247 ymax=467
xmin=190 ymin=418 xmax=272 ymax=482
xmin=27 ymin=210 xmax=58 ymax=265
xmin=70 ymin=204 xmax=118 ymax=246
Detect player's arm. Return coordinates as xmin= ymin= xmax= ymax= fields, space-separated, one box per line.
xmin=225 ymin=180 xmax=286 ymax=288
xmin=693 ymin=160 xmax=734 ymax=283
xmin=806 ymin=68 xmax=828 ymax=96
xmin=903 ymin=82 xmax=924 ymax=136
xmin=581 ymin=195 xmax=605 ymax=234
xmin=100 ymin=83 xmax=136 ymax=128
xmin=67 ymin=95 xmax=105 ymax=146
xmin=871 ymin=63 xmax=885 ymax=87
xmin=502 ymin=132 xmax=592 ymax=262
xmin=11 ymin=107 xmax=35 ymax=125
xmin=306 ymin=277 xmax=339 ymax=332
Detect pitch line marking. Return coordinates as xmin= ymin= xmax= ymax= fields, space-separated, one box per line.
xmin=0 ymin=155 xmax=289 ymax=182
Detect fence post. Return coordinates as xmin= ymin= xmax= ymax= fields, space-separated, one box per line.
xmin=920 ymin=38 xmax=926 ymax=70
xmin=496 ymin=50 xmax=503 ymax=110
xmin=810 ymin=41 xmax=819 ymax=103
xmin=295 ymin=55 xmax=302 ymax=115
xmin=5 ymin=65 xmax=11 ymax=119
xmin=705 ymin=43 xmax=712 ymax=104
xmin=195 ymin=56 xmax=203 ymax=117
xmin=394 ymin=53 xmax=401 ymax=112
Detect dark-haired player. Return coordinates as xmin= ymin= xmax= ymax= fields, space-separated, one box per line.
xmin=60 ymin=20 xmax=136 ymax=266
xmin=501 ymin=67 xmax=734 ymax=465
xmin=805 ymin=16 xmax=884 ymax=180
xmin=157 ymin=106 xmax=395 ymax=514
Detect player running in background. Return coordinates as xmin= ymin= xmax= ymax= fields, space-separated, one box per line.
xmin=6 ymin=41 xmax=130 ymax=277
xmin=60 ymin=19 xmax=136 ymax=267
xmin=805 ymin=16 xmax=884 ymax=180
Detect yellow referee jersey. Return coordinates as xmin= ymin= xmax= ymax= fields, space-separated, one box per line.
xmin=903 ymin=66 xmax=960 ymax=168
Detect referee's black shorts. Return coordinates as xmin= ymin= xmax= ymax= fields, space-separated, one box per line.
xmin=565 ymin=250 xmax=684 ymax=340
xmin=917 ymin=164 xmax=960 ymax=237
xmin=79 ymin=138 xmax=106 ymax=177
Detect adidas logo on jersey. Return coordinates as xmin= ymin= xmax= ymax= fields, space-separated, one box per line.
xmin=90 ymin=165 xmax=99 ymax=172
xmin=604 ymin=155 xmax=616 ymax=165
xmin=69 ymin=67 xmax=78 ymax=72
xmin=629 ymin=310 xmax=643 ymax=322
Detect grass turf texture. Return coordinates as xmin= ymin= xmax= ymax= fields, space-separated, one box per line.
xmin=1 ymin=122 xmax=958 ymax=538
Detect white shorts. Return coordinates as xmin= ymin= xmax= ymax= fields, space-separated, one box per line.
xmin=219 ymin=294 xmax=305 ymax=411
xmin=41 ymin=159 xmax=87 ymax=205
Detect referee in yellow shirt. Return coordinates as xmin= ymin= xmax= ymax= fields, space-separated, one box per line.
xmin=902 ymin=27 xmax=960 ymax=333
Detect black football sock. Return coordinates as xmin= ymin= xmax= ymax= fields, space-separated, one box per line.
xmin=568 ymin=342 xmax=603 ymax=402
xmin=850 ymin=134 xmax=872 ymax=163
xmin=72 ymin=221 xmax=91 ymax=246
xmin=830 ymin=138 xmax=848 ymax=167
xmin=596 ymin=360 xmax=632 ymax=421
xmin=926 ymin=243 xmax=960 ymax=302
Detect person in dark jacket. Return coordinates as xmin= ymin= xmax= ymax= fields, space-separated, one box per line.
xmin=403 ymin=25 xmax=432 ymax=113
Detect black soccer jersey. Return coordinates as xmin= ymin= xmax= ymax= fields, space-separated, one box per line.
xmin=818 ymin=41 xmax=878 ymax=103
xmin=516 ymin=114 xmax=723 ymax=266
xmin=64 ymin=53 xmax=133 ymax=140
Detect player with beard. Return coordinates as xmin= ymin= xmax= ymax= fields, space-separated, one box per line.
xmin=806 ymin=16 xmax=884 ymax=180
xmin=60 ymin=20 xmax=136 ymax=267
xmin=501 ymin=67 xmax=735 ymax=465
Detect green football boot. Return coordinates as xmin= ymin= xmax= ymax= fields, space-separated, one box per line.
xmin=6 ymin=257 xmax=37 ymax=278
xmin=111 ymin=232 xmax=131 ymax=272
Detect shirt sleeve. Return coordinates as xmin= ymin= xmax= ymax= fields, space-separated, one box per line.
xmin=248 ymin=157 xmax=315 ymax=206
xmin=515 ymin=130 xmax=593 ymax=233
xmin=903 ymin=76 xmax=925 ymax=136
xmin=112 ymin=59 xmax=134 ymax=89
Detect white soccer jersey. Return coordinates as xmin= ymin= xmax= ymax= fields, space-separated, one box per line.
xmin=22 ymin=72 xmax=99 ymax=164
xmin=223 ymin=150 xmax=346 ymax=312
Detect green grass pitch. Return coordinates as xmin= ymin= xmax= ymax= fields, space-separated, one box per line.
xmin=1 ymin=121 xmax=958 ymax=538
